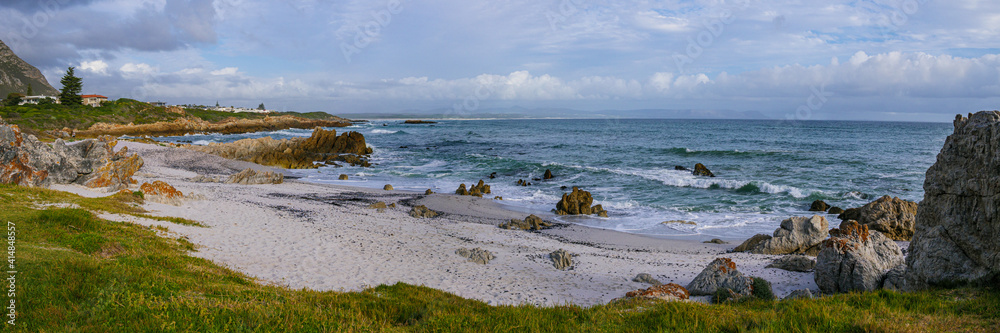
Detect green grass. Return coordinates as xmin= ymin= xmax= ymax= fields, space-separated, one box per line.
xmin=3 ymin=184 xmax=998 ymax=332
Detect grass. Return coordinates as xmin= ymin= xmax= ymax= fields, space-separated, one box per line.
xmin=0 ymin=99 xmax=344 ymax=139
xmin=3 ymin=184 xmax=998 ymax=332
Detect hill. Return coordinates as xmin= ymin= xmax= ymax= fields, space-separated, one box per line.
xmin=0 ymin=39 xmax=59 ymax=97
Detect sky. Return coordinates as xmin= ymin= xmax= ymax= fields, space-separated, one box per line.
xmin=2 ymin=0 xmax=1000 ymax=121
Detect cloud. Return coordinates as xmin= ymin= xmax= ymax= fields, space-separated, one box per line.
xmin=120 ymin=63 xmax=157 ymax=78
xmin=79 ymin=60 xmax=109 ymax=75
xmin=210 ymin=67 xmax=239 ymax=76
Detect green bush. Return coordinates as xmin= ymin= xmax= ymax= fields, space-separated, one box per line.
xmin=752 ymin=277 xmax=776 ymax=301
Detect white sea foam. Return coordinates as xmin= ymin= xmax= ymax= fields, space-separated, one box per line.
xmin=371 ymin=129 xmax=398 ymax=134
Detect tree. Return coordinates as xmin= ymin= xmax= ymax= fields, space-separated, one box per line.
xmin=26 ymin=84 xmax=33 ymax=96
xmin=59 ymin=67 xmax=83 ymax=106
xmin=258 ymin=103 xmax=266 ymax=110
xmin=3 ymin=93 xmax=23 ymax=107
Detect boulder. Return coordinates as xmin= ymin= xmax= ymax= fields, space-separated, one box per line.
xmin=743 ymin=216 xmax=829 ymax=255
xmin=368 ymin=202 xmax=388 ymax=209
xmin=499 ymin=214 xmax=551 ymax=231
xmin=855 ymin=195 xmax=918 ymax=241
xmin=139 ymin=181 xmax=184 ymax=206
xmin=0 ymin=126 xmax=145 ymax=189
xmin=621 ymin=283 xmax=689 ymax=302
xmin=455 ymin=184 xmax=469 ymax=195
xmin=339 ymin=174 xmax=349 ymax=180
xmin=555 ymin=187 xmax=608 ymax=217
xmin=455 ymin=180 xmax=490 ymax=197
xmin=765 ymin=255 xmax=816 ymax=272
xmin=837 ymin=208 xmax=861 ymax=222
xmin=784 ymin=289 xmax=815 ymax=300
xmin=455 ymin=248 xmax=495 ymax=265
xmin=84 ymin=152 xmax=144 ymax=190
xmin=383 ymin=184 xmax=393 ymax=191
xmin=703 ymin=239 xmax=727 ymax=244
xmin=828 ymin=207 xmax=845 ymax=215
xmin=906 ymin=112 xmax=1000 ymax=290
xmin=549 ymin=249 xmax=573 ymax=270
xmin=815 ymin=220 xmax=904 ymax=293
xmin=686 ymin=258 xmax=753 ymax=297
xmin=408 ymin=205 xmax=438 ymax=218
xmin=674 ymin=165 xmax=690 ymax=171
xmin=692 ymin=163 xmax=715 ymax=177
xmin=882 ymin=264 xmax=906 ymax=291
xmin=543 ymin=169 xmax=554 ymax=179
xmin=632 ymin=273 xmax=662 ymax=285
xmin=809 ymin=200 xmax=829 ymax=212
xmin=424 ymin=189 xmax=434 ymax=195
xmin=733 ymin=234 xmax=771 ymax=252
xmin=225 ymin=168 xmax=284 ymax=185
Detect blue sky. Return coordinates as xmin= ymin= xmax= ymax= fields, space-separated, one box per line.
xmin=3 ymin=0 xmax=1000 ymax=121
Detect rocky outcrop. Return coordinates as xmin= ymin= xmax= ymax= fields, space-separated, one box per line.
xmin=703 ymin=238 xmax=727 ymax=244
xmin=692 ymin=163 xmax=715 ymax=177
xmin=455 ymin=248 xmax=495 ymax=265
xmin=621 ymin=283 xmax=689 ymax=302
xmin=139 ymin=181 xmax=184 ymax=206
xmin=543 ymin=169 xmax=554 ymax=179
xmin=738 ymin=216 xmax=829 ymax=256
xmin=79 ymin=115 xmax=350 ymax=137
xmin=837 ymin=208 xmax=861 ymax=222
xmin=0 ymin=125 xmax=142 ymax=189
xmin=686 ymin=258 xmax=753 ymax=297
xmin=732 ymin=234 xmax=771 ymax=252
xmin=828 ymin=207 xmax=845 ymax=215
xmin=815 ymin=220 xmax=904 ymax=293
xmin=516 ymin=179 xmax=531 ymax=186
xmin=408 ymin=205 xmax=438 ymax=218
xmin=555 ymin=187 xmax=608 ymax=217
xmin=632 ymin=273 xmax=662 ymax=285
xmin=809 ymin=200 xmax=829 ymax=212
xmin=339 ymin=174 xmax=348 ymax=180
xmin=766 ymin=255 xmax=816 ymax=272
xmin=424 ymin=189 xmax=434 ymax=195
xmin=906 ymin=112 xmax=1000 ymax=290
xmin=550 ymin=249 xmax=574 ymax=270
xmin=455 ymin=180 xmax=490 ymax=197
xmin=499 ymin=214 xmax=551 ymax=231
xmin=855 ymin=195 xmax=918 ymax=241
xmin=186 ymin=127 xmax=372 ymax=169
xmin=225 ymin=168 xmax=284 ymax=185
xmin=383 ymin=184 xmax=393 ymax=191
xmin=882 ymin=264 xmax=906 ymax=291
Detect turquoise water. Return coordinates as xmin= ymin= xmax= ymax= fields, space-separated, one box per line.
xmin=155 ymin=118 xmax=952 ymax=239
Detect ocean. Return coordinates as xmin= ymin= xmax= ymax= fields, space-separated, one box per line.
xmin=154 ymin=118 xmax=952 ymax=239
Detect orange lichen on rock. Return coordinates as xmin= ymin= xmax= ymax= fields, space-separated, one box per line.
xmin=84 ymin=154 xmax=144 ymax=189
xmin=140 ymin=181 xmax=183 ymax=199
xmin=713 ymin=257 xmax=737 ymax=274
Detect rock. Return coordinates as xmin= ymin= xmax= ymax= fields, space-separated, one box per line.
xmin=424 ymin=189 xmax=434 ymax=195
xmin=543 ymin=169 xmax=554 ymax=179
xmin=493 ymin=196 xmax=503 ymax=200
xmin=549 ymin=249 xmax=573 ymax=270
xmin=745 ymin=215 xmax=829 ymax=256
xmin=139 ymin=181 xmax=184 ymax=206
xmin=686 ymin=258 xmax=753 ymax=297
xmin=388 ymin=203 xmax=396 ymax=208
xmin=692 ymin=163 xmax=715 ymax=177
xmin=499 ymin=214 xmax=551 ymax=231
xmin=408 ymin=205 xmax=438 ymax=218
xmin=383 ymin=184 xmax=393 ymax=191
xmin=368 ymin=202 xmax=387 ymax=209
xmin=225 ymin=168 xmax=284 ymax=185
xmin=555 ymin=187 xmax=607 ymax=217
xmin=339 ymin=174 xmax=348 ymax=180
xmin=837 ymin=207 xmax=861 ymax=222
xmin=906 ymin=112 xmax=1000 ymax=290
xmin=674 ymin=165 xmax=690 ymax=171
xmin=815 ymin=220 xmax=904 ymax=293
xmin=403 ymin=120 xmax=437 ymax=124
xmin=765 ymin=254 xmax=816 ymax=272
xmin=621 ymin=283 xmax=689 ymax=302
xmin=516 ymin=179 xmax=532 ymax=186
xmin=828 ymin=206 xmax=845 ymax=215
xmin=852 ymin=195 xmax=918 ymax=241
xmin=632 ymin=273 xmax=662 ymax=285
xmin=454 ymin=180 xmax=490 ymax=197
xmin=488 ymin=172 xmax=496 ymax=179
xmin=809 ymin=200 xmax=829 ymax=212
xmin=190 ymin=175 xmax=220 ymax=183
xmin=455 ymin=248 xmax=495 ymax=265
xmin=733 ymin=234 xmax=772 ymax=252
xmin=84 ymin=152 xmax=144 ymax=190
xmin=882 ymin=264 xmax=906 ymax=291
xmin=784 ymin=289 xmax=815 ymax=300
xmin=185 ymin=127 xmax=372 ymax=169
xmin=703 ymin=238 xmax=727 ymax=244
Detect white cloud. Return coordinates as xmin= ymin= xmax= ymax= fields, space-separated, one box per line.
xmin=210 ymin=67 xmax=239 ymax=76
xmin=79 ymin=60 xmax=109 ymax=75
xmin=119 ymin=63 xmax=157 ymax=77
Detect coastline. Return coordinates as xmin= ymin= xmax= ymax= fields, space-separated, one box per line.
xmin=51 ymin=140 xmax=818 ymax=306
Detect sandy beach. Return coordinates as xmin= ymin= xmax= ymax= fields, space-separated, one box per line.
xmin=55 ymin=141 xmax=819 ymax=306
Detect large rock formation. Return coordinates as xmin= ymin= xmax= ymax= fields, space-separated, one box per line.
xmin=0 ymin=39 xmax=59 ymax=97
xmin=906 ymin=111 xmax=1000 ymax=290
xmin=555 ymin=187 xmax=608 ymax=217
xmin=455 ymin=180 xmax=490 ymax=197
xmin=0 ymin=124 xmax=141 ymax=189
xmin=855 ymin=195 xmax=918 ymax=241
xmin=499 ymin=214 xmax=551 ymax=231
xmin=686 ymin=258 xmax=753 ymax=297
xmin=735 ymin=215 xmax=828 ymax=255
xmin=186 ymin=127 xmax=372 ymax=168
xmin=815 ymin=220 xmax=904 ymax=293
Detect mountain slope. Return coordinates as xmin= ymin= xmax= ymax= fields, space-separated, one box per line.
xmin=0 ymin=39 xmax=58 ymax=97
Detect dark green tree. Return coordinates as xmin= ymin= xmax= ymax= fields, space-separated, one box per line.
xmin=59 ymin=67 xmax=83 ymax=106
xmin=26 ymin=84 xmax=33 ymax=96
xmin=3 ymin=93 xmax=23 ymax=106
xmin=258 ymin=103 xmax=265 ymax=110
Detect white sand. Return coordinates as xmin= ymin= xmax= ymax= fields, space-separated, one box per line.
xmin=77 ymin=141 xmax=818 ymax=306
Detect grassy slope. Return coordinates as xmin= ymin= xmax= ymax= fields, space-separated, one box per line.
xmin=0 ymin=99 xmax=342 ymax=138
xmin=2 ymin=184 xmax=997 ymax=332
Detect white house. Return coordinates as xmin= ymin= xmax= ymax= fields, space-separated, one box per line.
xmin=18 ymin=95 xmax=59 ymax=105
xmin=81 ymin=94 xmax=108 ymax=107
